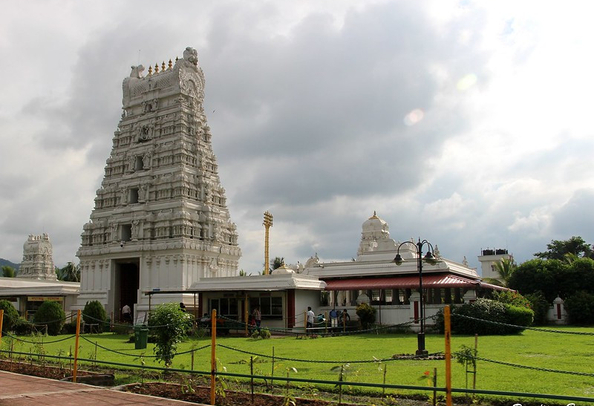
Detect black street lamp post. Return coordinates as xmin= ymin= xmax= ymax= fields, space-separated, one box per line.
xmin=393 ymin=238 xmax=437 ymax=357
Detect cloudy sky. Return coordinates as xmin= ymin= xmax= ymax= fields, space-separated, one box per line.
xmin=1 ymin=1 xmax=594 ymax=274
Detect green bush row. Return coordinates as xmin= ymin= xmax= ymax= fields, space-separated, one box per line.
xmin=435 ymin=298 xmax=534 ymax=335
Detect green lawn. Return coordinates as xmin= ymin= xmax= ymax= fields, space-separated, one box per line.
xmin=2 ymin=327 xmax=594 ymax=401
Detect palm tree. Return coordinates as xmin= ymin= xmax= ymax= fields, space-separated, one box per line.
xmin=58 ymin=262 xmax=80 ymax=282
xmin=484 ymin=257 xmax=516 ymax=287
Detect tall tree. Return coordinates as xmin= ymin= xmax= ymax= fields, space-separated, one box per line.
xmin=534 ymin=236 xmax=593 ymax=260
xmin=1 ymin=266 xmax=15 ymax=277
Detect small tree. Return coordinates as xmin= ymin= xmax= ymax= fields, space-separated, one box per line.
xmin=148 ymin=303 xmax=193 ymax=367
xmin=0 ymin=300 xmax=19 ymax=332
xmin=82 ymin=300 xmax=108 ymax=332
xmin=33 ymin=301 xmax=65 ymax=335
xmin=356 ymin=303 xmax=376 ymax=329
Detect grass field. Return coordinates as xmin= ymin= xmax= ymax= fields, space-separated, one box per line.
xmin=2 ymin=326 xmax=594 ymax=402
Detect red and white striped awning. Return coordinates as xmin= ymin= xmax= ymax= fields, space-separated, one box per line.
xmin=323 ymin=273 xmax=508 ymax=291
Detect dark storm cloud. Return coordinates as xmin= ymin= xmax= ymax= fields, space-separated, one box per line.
xmin=206 ymin=2 xmax=490 ymax=212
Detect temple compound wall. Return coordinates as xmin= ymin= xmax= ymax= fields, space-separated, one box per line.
xmin=74 ymin=47 xmax=241 ymax=322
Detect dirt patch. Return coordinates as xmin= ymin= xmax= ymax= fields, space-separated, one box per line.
xmin=123 ymin=382 xmax=365 ymax=406
xmin=0 ymin=360 xmax=436 ymax=405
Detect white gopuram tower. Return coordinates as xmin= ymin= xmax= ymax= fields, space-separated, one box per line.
xmin=19 ymin=233 xmax=57 ymax=280
xmin=75 ymin=47 xmax=241 ymax=321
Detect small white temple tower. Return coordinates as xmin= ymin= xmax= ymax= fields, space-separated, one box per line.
xmin=74 ymin=47 xmax=241 ymax=321
xmin=18 ymin=233 xmax=57 ymax=280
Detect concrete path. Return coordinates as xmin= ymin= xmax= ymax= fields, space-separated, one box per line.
xmin=0 ymin=370 xmax=206 ymax=406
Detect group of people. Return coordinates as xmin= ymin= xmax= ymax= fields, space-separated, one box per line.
xmin=307 ymin=307 xmax=350 ymax=334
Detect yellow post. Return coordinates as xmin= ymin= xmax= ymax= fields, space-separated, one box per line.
xmin=73 ymin=310 xmax=81 ymax=383
xmin=444 ymin=305 xmax=452 ymax=406
xmin=263 ymin=211 xmax=273 ymax=276
xmin=244 ymin=294 xmax=249 ymax=337
xmin=210 ymin=309 xmax=217 ymax=405
xmin=0 ymin=309 xmax=4 ymax=351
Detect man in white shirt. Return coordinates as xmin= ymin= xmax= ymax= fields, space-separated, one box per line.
xmin=306 ymin=306 xmax=315 ymax=334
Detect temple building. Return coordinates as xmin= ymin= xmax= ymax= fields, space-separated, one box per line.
xmin=155 ymin=212 xmax=504 ymax=332
xmin=303 ymin=212 xmax=506 ymax=327
xmin=73 ymin=47 xmax=241 ymax=322
xmin=0 ymin=234 xmax=78 ymax=319
xmin=18 ymin=233 xmax=56 ymax=280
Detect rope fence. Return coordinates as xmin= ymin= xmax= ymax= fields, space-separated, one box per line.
xmin=0 ymin=307 xmax=593 ymax=405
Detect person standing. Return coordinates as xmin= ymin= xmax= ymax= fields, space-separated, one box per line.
xmin=306 ymin=306 xmax=315 ymax=334
xmin=329 ymin=308 xmax=339 ymax=329
xmin=342 ymin=309 xmax=350 ymax=328
xmin=252 ymin=306 xmax=262 ymax=332
xmin=122 ymin=304 xmax=132 ymax=323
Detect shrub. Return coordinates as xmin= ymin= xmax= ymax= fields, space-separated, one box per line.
xmin=251 ymin=327 xmax=271 ymax=339
xmin=564 ymin=291 xmax=594 ymax=325
xmin=435 ymin=298 xmax=533 ymax=335
xmin=61 ymin=320 xmax=78 ymax=334
xmin=491 ymin=290 xmax=532 ymax=309
xmin=355 ymin=303 xmax=376 ymax=330
xmin=13 ymin=318 xmax=34 ymax=335
xmin=0 ymin=300 xmax=19 ymax=332
xmin=33 ymin=301 xmax=65 ymax=335
xmin=148 ymin=303 xmax=193 ymax=367
xmin=505 ymin=304 xmax=534 ymax=328
xmin=82 ymin=300 xmax=108 ymax=332
xmin=524 ymin=291 xmax=550 ymax=325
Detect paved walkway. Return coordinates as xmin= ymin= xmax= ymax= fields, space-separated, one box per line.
xmin=0 ymin=370 xmax=207 ymax=406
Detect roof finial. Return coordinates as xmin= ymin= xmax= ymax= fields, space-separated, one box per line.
xmin=148 ymin=65 xmax=153 ymax=75
xmin=162 ymin=61 xmax=166 ymax=71
xmin=168 ymin=59 xmax=173 ymax=69
xmin=154 ymin=63 xmax=159 ymax=73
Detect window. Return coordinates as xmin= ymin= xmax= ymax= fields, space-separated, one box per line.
xmin=129 ymin=188 xmax=139 ymax=204
xmin=250 ymin=296 xmax=283 ymax=319
xmin=135 ymin=156 xmax=144 ymax=170
xmin=208 ymin=297 xmax=238 ymax=317
xmin=121 ymin=224 xmax=132 ymax=241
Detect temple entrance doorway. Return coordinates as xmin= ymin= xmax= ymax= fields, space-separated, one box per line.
xmin=115 ymin=258 xmax=139 ymax=323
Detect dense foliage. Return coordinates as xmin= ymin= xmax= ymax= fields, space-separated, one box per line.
xmin=148 ymin=303 xmax=193 ymax=367
xmin=33 ymin=301 xmax=65 ymax=335
xmin=563 ymin=291 xmax=594 ymax=325
xmin=509 ymin=255 xmax=594 ymax=324
xmin=534 ymin=236 xmax=593 ymax=260
xmin=524 ymin=291 xmax=550 ymax=325
xmin=355 ymin=302 xmax=377 ymax=329
xmin=435 ymin=298 xmax=533 ymax=335
xmin=0 ymin=300 xmax=19 ymax=332
xmin=82 ymin=300 xmax=108 ymax=332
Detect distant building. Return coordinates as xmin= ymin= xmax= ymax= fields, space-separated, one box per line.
xmin=477 ymin=248 xmax=512 ymax=281
xmin=304 ymin=213 xmax=506 ymax=328
xmin=18 ymin=233 xmax=56 ymax=280
xmin=74 ymin=47 xmax=241 ymax=322
xmin=0 ymin=233 xmax=78 ymax=319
